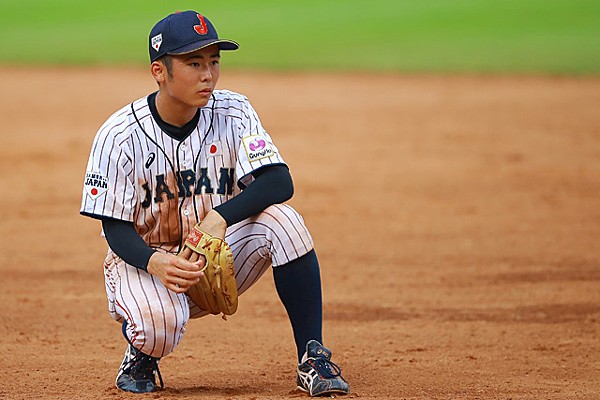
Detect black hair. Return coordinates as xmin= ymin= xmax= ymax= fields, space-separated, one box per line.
xmin=160 ymin=55 xmax=173 ymax=79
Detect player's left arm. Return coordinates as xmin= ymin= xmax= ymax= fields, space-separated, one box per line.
xmin=191 ymin=96 xmax=292 ymax=239
xmin=178 ymin=164 xmax=292 ymax=261
xmin=213 ymin=164 xmax=293 ymax=225
xmin=187 ymin=164 xmax=292 ymax=237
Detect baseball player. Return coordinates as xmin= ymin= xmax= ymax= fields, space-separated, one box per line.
xmin=80 ymin=10 xmax=350 ymax=397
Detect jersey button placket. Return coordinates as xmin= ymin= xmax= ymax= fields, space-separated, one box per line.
xmin=180 ymin=142 xmax=189 ymax=168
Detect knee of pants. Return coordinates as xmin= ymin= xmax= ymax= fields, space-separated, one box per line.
xmin=125 ymin=305 xmax=188 ymax=358
xmin=249 ymin=204 xmax=315 ymax=267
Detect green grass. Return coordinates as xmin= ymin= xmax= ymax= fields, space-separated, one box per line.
xmin=0 ymin=0 xmax=599 ymax=73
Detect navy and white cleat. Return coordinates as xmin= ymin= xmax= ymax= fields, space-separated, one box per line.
xmin=116 ymin=344 xmax=163 ymax=393
xmin=297 ymin=340 xmax=350 ymax=397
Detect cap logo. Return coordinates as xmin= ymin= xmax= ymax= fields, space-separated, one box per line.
xmin=151 ymin=33 xmax=163 ymax=51
xmin=194 ymin=14 xmax=209 ymax=35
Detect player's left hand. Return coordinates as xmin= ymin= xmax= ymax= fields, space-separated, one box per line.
xmin=177 ymin=211 xmax=238 ymax=316
xmin=179 ymin=209 xmax=227 ymax=261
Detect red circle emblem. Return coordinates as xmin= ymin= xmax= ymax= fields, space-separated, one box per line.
xmin=91 ymin=188 xmax=98 ymax=195
xmin=210 ymin=144 xmax=217 ymax=154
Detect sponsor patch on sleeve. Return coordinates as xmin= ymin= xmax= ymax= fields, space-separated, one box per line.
xmin=84 ymin=171 xmax=109 ymax=200
xmin=242 ymin=135 xmax=274 ymax=162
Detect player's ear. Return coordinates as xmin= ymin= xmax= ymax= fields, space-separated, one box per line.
xmin=150 ymin=61 xmax=166 ymax=83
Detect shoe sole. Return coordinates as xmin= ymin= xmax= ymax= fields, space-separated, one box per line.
xmin=296 ymin=385 xmax=350 ymax=396
xmin=297 ymin=385 xmax=309 ymax=393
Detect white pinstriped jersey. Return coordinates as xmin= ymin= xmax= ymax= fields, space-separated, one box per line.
xmin=81 ymin=90 xmax=285 ymax=251
xmin=82 ymin=89 xmax=315 ymax=356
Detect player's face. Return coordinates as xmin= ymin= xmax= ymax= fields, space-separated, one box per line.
xmin=162 ymin=44 xmax=221 ymax=108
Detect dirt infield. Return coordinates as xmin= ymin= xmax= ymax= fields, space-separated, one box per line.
xmin=1 ymin=67 xmax=599 ymax=400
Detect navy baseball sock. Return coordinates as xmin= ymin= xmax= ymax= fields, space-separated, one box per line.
xmin=122 ymin=320 xmax=132 ymax=344
xmin=272 ymin=249 xmax=323 ymax=362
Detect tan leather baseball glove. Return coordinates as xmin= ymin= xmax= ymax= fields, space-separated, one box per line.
xmin=178 ymin=224 xmax=238 ymax=317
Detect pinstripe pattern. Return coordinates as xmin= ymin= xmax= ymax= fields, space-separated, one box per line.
xmin=85 ymin=90 xmax=315 ymax=357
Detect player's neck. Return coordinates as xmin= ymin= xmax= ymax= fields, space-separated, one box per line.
xmin=155 ymin=91 xmax=198 ymax=127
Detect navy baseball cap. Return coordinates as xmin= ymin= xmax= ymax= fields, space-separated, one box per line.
xmin=149 ymin=11 xmax=239 ymax=62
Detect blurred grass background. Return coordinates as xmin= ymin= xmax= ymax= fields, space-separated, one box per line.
xmin=0 ymin=0 xmax=598 ymax=73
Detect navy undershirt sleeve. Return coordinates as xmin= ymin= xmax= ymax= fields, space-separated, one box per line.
xmin=102 ymin=218 xmax=156 ymax=271
xmin=214 ymin=164 xmax=294 ymax=226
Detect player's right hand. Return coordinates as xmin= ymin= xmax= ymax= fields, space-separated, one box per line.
xmin=147 ymin=252 xmax=204 ymax=293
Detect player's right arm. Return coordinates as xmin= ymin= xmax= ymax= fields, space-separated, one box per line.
xmin=102 ymin=218 xmax=203 ymax=293
xmin=147 ymin=252 xmax=203 ymax=294
xmin=81 ymin=108 xmax=202 ymax=293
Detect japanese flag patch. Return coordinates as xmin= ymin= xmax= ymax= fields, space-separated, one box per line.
xmin=206 ymin=141 xmax=223 ymax=157
xmin=242 ymin=135 xmax=274 ymax=162
xmin=151 ymin=34 xmax=163 ymax=52
xmin=84 ymin=171 xmax=109 ymax=200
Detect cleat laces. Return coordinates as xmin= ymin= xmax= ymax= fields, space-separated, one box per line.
xmin=310 ymin=358 xmax=343 ymax=379
xmin=123 ymin=351 xmax=164 ymax=389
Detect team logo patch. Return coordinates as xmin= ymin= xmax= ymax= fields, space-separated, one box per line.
xmin=194 ymin=14 xmax=209 ymax=35
xmin=84 ymin=171 xmax=109 ymax=200
xmin=242 ymin=135 xmax=274 ymax=162
xmin=151 ymin=34 xmax=163 ymax=52
xmin=206 ymin=141 xmax=222 ymax=157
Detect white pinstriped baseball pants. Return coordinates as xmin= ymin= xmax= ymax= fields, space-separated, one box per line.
xmin=102 ymin=204 xmax=314 ymax=358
